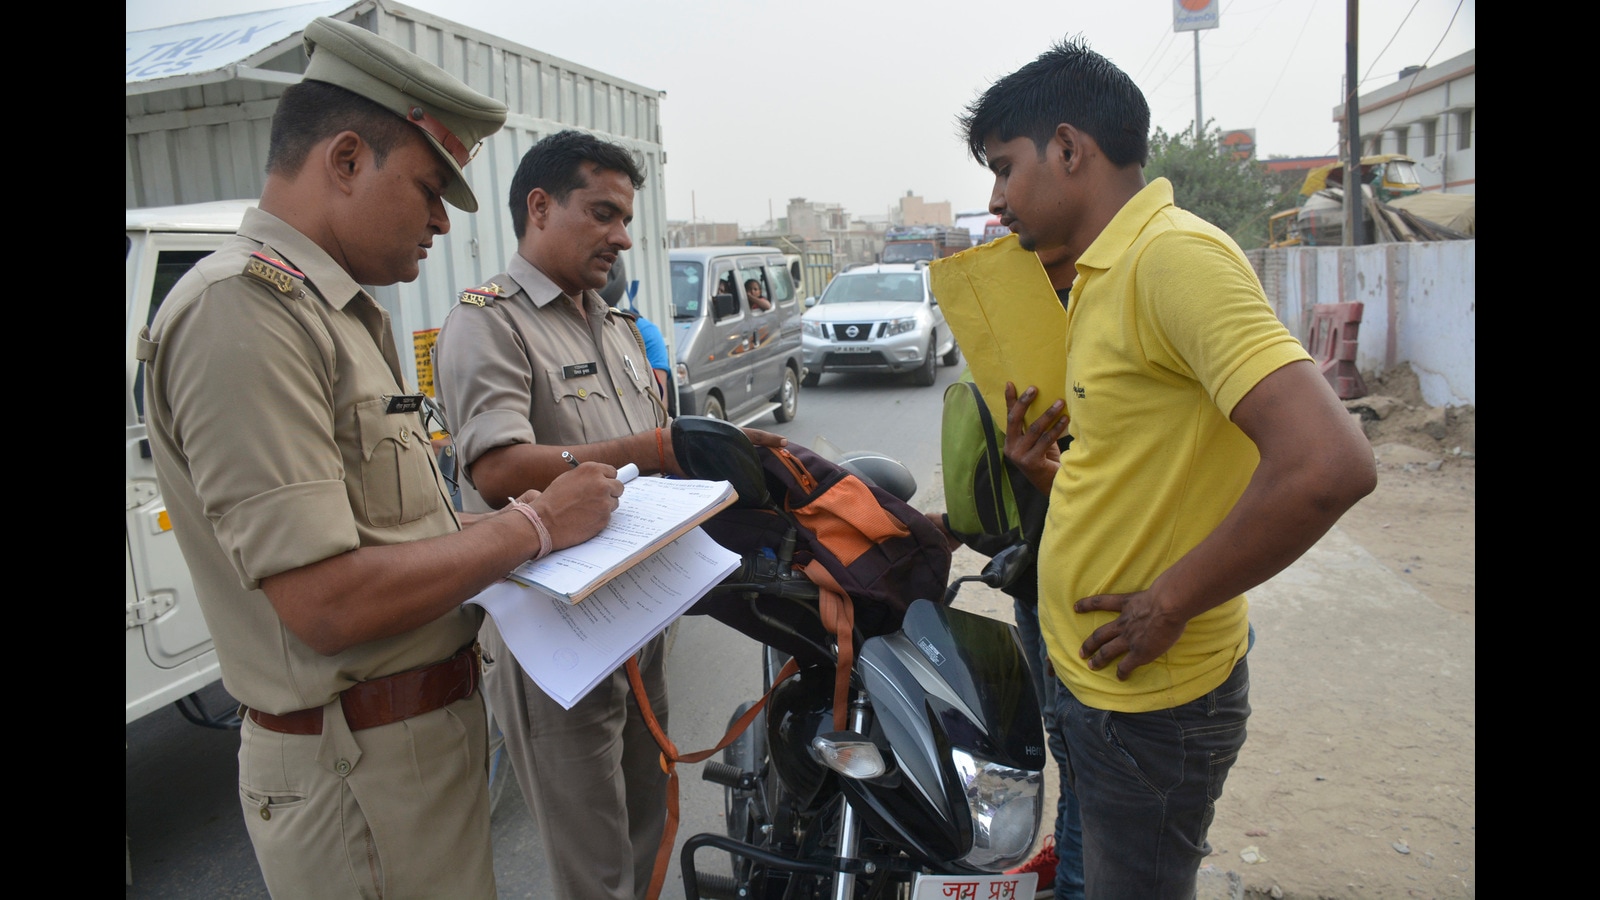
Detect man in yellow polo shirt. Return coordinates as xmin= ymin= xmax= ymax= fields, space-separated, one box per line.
xmin=960 ymin=37 xmax=1377 ymax=899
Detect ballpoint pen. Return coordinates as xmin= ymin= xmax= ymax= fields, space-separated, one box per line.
xmin=562 ymin=450 xmax=580 ymax=469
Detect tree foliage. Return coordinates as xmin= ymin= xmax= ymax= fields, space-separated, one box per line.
xmin=1145 ymin=126 xmax=1303 ymax=249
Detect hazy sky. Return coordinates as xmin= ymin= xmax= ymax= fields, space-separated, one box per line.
xmin=127 ymin=0 xmax=1474 ymax=227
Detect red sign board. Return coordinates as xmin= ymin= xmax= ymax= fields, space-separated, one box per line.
xmin=1221 ymin=129 xmax=1256 ymax=161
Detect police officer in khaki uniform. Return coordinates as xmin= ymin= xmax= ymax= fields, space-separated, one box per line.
xmin=434 ymin=130 xmax=784 ymax=900
xmin=139 ymin=19 xmax=625 ymax=899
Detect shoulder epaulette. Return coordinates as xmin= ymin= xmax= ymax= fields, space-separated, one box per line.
xmin=458 ymin=282 xmax=507 ymax=307
xmin=243 ymin=251 xmax=305 ymax=295
xmin=607 ymin=305 xmax=639 ymax=321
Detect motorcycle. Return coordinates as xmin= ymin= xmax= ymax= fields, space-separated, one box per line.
xmin=671 ymin=418 xmax=1047 ymax=900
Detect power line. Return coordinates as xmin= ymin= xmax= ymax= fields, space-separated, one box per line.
xmin=1252 ymin=0 xmax=1321 ymax=125
xmin=1358 ymin=0 xmax=1468 ymax=145
xmin=1358 ymin=0 xmax=1423 ymax=90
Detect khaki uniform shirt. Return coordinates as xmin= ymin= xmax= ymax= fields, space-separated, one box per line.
xmin=435 ymin=252 xmax=666 ymax=511
xmin=140 ymin=207 xmax=479 ymax=715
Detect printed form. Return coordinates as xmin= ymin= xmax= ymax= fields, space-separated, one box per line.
xmin=468 ymin=525 xmax=738 ymax=709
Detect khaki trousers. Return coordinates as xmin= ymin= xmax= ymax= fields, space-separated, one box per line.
xmin=238 ymin=693 xmax=495 ymax=899
xmin=481 ymin=616 xmax=670 ymax=900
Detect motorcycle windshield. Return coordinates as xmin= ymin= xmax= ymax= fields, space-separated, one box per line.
xmin=896 ymin=599 xmax=1044 ymax=767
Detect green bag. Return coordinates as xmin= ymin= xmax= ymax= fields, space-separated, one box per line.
xmin=941 ymin=371 xmax=1045 ymax=558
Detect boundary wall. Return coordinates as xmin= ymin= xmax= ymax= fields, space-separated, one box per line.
xmin=1246 ymin=240 xmax=1475 ymax=407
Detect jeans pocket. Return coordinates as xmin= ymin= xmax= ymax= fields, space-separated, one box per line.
xmin=1101 ymin=709 xmax=1186 ymax=795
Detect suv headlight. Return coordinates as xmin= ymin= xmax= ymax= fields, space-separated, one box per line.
xmin=802 ymin=320 xmax=821 ymax=338
xmin=884 ymin=317 xmax=918 ymax=337
xmin=951 ymin=747 xmax=1043 ymax=872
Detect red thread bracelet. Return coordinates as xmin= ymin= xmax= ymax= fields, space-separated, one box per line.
xmin=506 ymin=497 xmax=553 ymax=560
xmin=655 ymin=426 xmax=666 ymax=474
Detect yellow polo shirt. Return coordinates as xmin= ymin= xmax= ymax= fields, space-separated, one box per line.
xmin=1040 ymin=178 xmax=1311 ymax=712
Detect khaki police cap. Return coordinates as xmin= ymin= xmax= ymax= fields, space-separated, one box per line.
xmin=302 ymin=16 xmax=508 ymax=212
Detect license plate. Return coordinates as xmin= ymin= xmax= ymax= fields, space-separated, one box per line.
xmin=833 ymin=345 xmax=873 ymax=353
xmin=911 ymin=872 xmax=1037 ymax=899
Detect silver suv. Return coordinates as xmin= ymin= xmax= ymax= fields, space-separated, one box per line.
xmin=800 ymin=263 xmax=960 ymax=387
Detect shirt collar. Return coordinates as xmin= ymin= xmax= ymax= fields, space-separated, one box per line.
xmin=237 ymin=207 xmax=367 ymax=310
xmin=508 ymin=252 xmax=597 ymax=312
xmin=1075 ymin=177 xmax=1175 ymax=274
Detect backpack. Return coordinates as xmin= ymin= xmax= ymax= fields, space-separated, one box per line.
xmin=941 ymin=370 xmax=1051 ymax=560
xmin=690 ymin=441 xmax=953 ymax=666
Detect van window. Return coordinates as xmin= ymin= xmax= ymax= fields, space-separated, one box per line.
xmin=737 ymin=261 xmax=771 ymax=313
xmin=133 ymin=249 xmax=211 ymax=420
xmin=671 ymin=260 xmax=704 ymax=319
xmin=711 ymin=263 xmax=740 ymax=322
xmin=766 ymin=261 xmax=795 ymax=305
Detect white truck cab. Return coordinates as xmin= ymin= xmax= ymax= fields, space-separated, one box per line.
xmin=124 ymin=200 xmax=254 ymax=726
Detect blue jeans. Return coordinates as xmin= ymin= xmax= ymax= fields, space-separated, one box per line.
xmin=1053 ymin=657 xmax=1251 ymax=900
xmin=1013 ymin=598 xmax=1085 ymax=900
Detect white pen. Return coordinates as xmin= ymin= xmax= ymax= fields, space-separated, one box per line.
xmin=623 ymin=356 xmax=640 ymax=383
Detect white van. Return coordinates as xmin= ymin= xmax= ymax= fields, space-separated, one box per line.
xmin=124 ymin=201 xmax=252 ymax=726
xmin=669 ymin=247 xmax=806 ymax=426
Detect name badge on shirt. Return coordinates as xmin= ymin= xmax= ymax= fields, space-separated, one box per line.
xmin=562 ymin=362 xmax=598 ymax=379
xmin=386 ymin=394 xmax=425 ymax=414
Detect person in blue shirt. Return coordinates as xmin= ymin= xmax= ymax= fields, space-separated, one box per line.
xmin=620 ymin=282 xmax=672 ymax=401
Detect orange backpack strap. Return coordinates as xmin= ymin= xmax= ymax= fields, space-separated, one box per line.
xmin=804 ymin=559 xmax=856 ymax=732
xmin=628 ymin=651 xmax=800 ymax=900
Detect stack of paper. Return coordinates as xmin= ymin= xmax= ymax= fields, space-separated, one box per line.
xmin=467 ymin=526 xmax=738 ymax=709
xmin=507 ymin=474 xmax=738 ymax=604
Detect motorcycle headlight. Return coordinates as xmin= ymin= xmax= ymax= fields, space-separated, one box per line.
xmin=883 ymin=317 xmax=917 ymax=337
xmin=951 ymin=747 xmax=1043 ymax=871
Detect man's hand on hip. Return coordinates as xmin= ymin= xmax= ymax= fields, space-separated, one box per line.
xmin=1074 ymin=587 xmax=1189 ymax=681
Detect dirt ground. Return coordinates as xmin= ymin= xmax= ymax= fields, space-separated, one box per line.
xmin=1218 ymin=364 xmax=1476 ymax=900
xmin=945 ymin=363 xmax=1475 ymax=899
xmin=1334 ymin=365 xmax=1476 ymax=621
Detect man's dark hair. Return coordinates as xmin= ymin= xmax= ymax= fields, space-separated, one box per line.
xmin=267 ymin=80 xmax=413 ymax=176
xmin=959 ymin=36 xmax=1149 ymax=169
xmin=509 ymin=129 xmax=647 ymax=238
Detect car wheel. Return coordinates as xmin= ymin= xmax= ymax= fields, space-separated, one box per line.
xmin=942 ymin=340 xmax=961 ymax=367
xmin=703 ymin=395 xmax=726 ymax=420
xmin=773 ymin=366 xmax=799 ymax=423
xmin=801 ymin=370 xmax=820 ymax=388
xmin=914 ymin=338 xmax=938 ymax=386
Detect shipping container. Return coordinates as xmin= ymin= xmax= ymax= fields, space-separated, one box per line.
xmin=126 ymin=0 xmax=673 ymax=389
